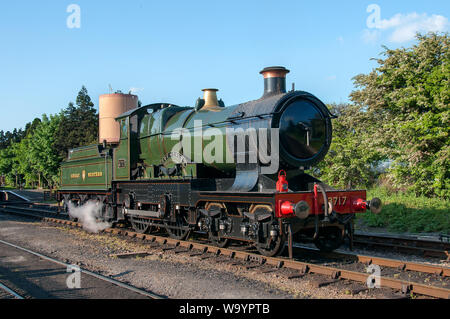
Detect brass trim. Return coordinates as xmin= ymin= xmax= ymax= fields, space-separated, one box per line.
xmin=249 ymin=204 xmax=273 ymax=215
xmin=202 ymin=88 xmax=219 ymax=109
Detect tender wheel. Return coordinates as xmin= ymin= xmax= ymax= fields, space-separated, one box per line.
xmin=68 ymin=199 xmax=79 ymax=222
xmin=96 ymin=196 xmax=114 ymax=223
xmin=102 ymin=202 xmax=115 ymax=223
xmin=313 ymin=227 xmax=343 ymax=252
xmin=255 ymin=235 xmax=286 ymax=257
xmin=61 ymin=199 xmax=69 ymax=214
xmin=130 ymin=216 xmax=152 ymax=234
xmin=164 ymin=215 xmax=190 ymax=240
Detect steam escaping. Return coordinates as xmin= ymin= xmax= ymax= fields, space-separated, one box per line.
xmin=68 ymin=200 xmax=111 ymax=233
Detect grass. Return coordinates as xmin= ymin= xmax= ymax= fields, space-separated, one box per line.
xmin=356 ymin=187 xmax=450 ymax=234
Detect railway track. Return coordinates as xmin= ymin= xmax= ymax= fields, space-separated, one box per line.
xmin=353 ymin=232 xmax=450 ymax=260
xmin=0 ymin=238 xmax=165 ymax=299
xmin=0 ymin=282 xmax=25 ymax=299
xmin=44 ymin=217 xmax=449 ymax=299
xmin=292 ymin=243 xmax=450 ymax=277
xmin=1 ymin=203 xmax=449 ymax=299
xmin=0 ymin=203 xmax=63 ymax=219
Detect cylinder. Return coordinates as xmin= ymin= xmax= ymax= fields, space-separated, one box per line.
xmin=99 ymin=93 xmax=138 ymax=144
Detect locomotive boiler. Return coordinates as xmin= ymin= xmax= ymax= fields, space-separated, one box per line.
xmin=58 ymin=66 xmax=381 ymax=257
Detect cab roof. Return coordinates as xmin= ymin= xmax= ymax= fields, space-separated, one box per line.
xmin=115 ymin=103 xmax=186 ymax=121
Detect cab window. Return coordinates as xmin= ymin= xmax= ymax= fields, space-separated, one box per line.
xmin=120 ymin=118 xmax=128 ymax=139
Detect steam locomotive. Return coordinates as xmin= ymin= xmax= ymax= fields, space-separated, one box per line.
xmin=58 ymin=66 xmax=381 ymax=257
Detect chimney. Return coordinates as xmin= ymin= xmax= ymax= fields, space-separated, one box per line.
xmin=259 ymin=66 xmax=290 ymax=98
xmin=202 ymin=88 xmax=219 ymax=108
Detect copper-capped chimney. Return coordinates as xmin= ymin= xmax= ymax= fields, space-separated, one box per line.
xmin=260 ymin=66 xmax=290 ymax=98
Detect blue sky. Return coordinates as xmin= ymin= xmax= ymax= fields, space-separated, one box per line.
xmin=0 ymin=0 xmax=448 ymax=132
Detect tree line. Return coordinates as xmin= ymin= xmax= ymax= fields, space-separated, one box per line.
xmin=0 ymin=86 xmax=98 ymax=189
xmin=0 ymin=33 xmax=448 ymax=198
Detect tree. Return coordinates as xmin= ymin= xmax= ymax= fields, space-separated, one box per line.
xmin=24 ymin=118 xmax=42 ymax=137
xmin=0 ymin=131 xmax=5 ymax=150
xmin=54 ymin=86 xmax=98 ymax=158
xmin=28 ymin=114 xmax=62 ymax=189
xmin=0 ymin=147 xmax=15 ymax=186
xmin=0 ymin=128 xmax=25 ymax=150
xmin=350 ymin=33 xmax=449 ymax=198
xmin=311 ymin=103 xmax=385 ymax=189
xmin=12 ymin=136 xmax=39 ymax=187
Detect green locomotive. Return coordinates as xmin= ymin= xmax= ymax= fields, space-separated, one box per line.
xmin=58 ymin=66 xmax=381 ymax=257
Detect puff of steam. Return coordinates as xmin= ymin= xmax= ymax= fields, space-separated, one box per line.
xmin=68 ymin=200 xmax=111 ymax=233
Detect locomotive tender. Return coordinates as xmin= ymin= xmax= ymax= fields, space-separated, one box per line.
xmin=58 ymin=66 xmax=381 ymax=257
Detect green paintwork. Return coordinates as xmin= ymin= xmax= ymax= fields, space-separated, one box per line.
xmin=134 ymin=104 xmax=240 ymax=178
xmin=114 ymin=118 xmax=130 ymax=180
xmin=163 ymin=106 xmax=237 ymax=173
xmin=60 ymin=145 xmax=112 ymax=191
xmin=59 ymin=101 xmax=249 ymax=186
xmin=67 ymin=145 xmax=101 ymax=161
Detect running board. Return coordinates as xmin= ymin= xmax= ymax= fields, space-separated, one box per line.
xmin=124 ymin=208 xmax=163 ymax=219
